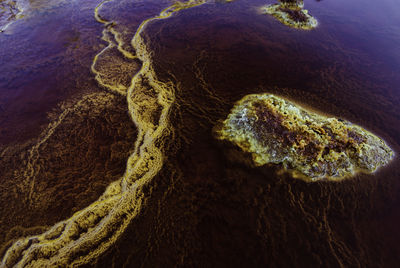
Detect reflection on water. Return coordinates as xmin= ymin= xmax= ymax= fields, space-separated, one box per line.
xmin=1 ymin=0 xmax=400 ymax=266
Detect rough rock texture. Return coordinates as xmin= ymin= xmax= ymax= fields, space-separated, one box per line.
xmin=262 ymin=0 xmax=318 ymax=30
xmin=215 ymin=94 xmax=394 ymax=181
xmin=0 ymin=0 xmax=23 ymax=32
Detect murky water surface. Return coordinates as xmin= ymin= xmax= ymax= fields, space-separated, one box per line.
xmin=0 ymin=0 xmax=399 ymax=266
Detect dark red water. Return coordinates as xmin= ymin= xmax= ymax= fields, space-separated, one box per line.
xmin=0 ymin=0 xmax=399 ymax=266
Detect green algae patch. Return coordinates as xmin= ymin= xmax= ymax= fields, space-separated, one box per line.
xmin=214 ymin=94 xmax=394 ymax=181
xmin=261 ymin=0 xmax=318 ymax=30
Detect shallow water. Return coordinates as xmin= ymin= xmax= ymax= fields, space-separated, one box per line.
xmin=0 ymin=0 xmax=399 ymax=266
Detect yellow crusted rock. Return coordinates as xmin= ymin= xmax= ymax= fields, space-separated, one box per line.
xmin=215 ymin=94 xmax=394 ymax=181
xmin=261 ymin=0 xmax=318 ymax=30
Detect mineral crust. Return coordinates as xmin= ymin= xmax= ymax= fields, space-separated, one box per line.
xmin=262 ymin=0 xmax=318 ymax=30
xmin=215 ymin=94 xmax=394 ymax=181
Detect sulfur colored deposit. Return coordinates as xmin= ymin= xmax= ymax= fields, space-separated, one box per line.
xmin=215 ymin=94 xmax=394 ymax=181
xmin=261 ymin=0 xmax=318 ymax=30
xmin=0 ymin=1 xmax=208 ymax=267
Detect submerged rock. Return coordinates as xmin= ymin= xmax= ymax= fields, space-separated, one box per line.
xmin=261 ymin=0 xmax=318 ymax=30
xmin=214 ymin=94 xmax=394 ymax=181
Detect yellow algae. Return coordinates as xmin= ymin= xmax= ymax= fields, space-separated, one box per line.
xmin=0 ymin=0 xmax=207 ymax=267
xmin=94 ymin=0 xmax=136 ymax=60
xmin=261 ymin=0 xmax=318 ymax=30
xmin=91 ymin=43 xmax=141 ymax=95
xmin=92 ymin=0 xmax=140 ymax=95
xmin=214 ymin=94 xmax=394 ymax=181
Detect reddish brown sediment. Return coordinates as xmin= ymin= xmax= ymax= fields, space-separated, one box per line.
xmin=215 ymin=94 xmax=394 ymax=181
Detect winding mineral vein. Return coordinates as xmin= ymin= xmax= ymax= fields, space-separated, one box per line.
xmin=91 ymin=0 xmax=137 ymax=95
xmin=1 ymin=1 xmax=206 ymax=267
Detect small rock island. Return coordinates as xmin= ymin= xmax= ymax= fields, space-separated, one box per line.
xmin=262 ymin=0 xmax=318 ymax=30
xmin=214 ymin=94 xmax=394 ymax=181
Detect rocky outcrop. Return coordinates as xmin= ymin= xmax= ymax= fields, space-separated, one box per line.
xmin=262 ymin=0 xmax=318 ymax=30
xmin=215 ymin=94 xmax=394 ymax=181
